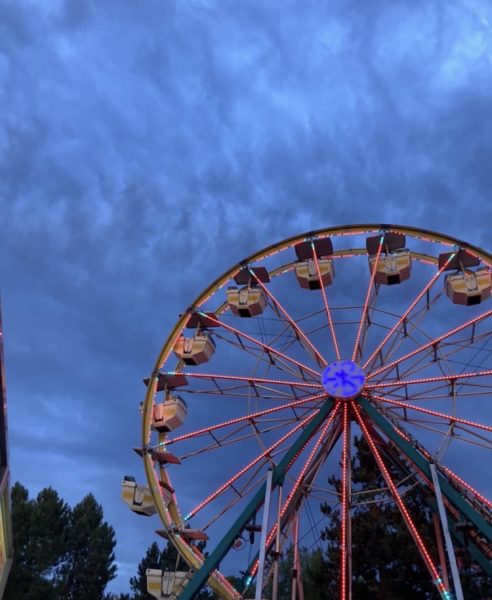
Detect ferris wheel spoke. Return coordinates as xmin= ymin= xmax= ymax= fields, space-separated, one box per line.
xmin=363 ymin=252 xmax=458 ymax=372
xmin=366 ymin=306 xmax=492 ymax=381
xmin=351 ymin=401 xmax=450 ymax=598
xmin=249 ymin=268 xmax=327 ymax=367
xmin=377 ymin=390 xmax=492 ymax=403
xmin=369 ymin=393 xmax=492 ymax=433
xmin=211 ymin=326 xmax=317 ymax=383
xmin=202 ymin=463 xmax=267 ymax=532
xmin=178 ymin=417 xmax=318 ymax=461
xmin=197 ymin=311 xmax=321 ymax=379
xmin=247 ymin=403 xmax=342 ymax=580
xmin=166 ymin=371 xmax=321 ymax=390
xmin=352 ymin=236 xmax=383 ymax=362
xmin=372 ymin=332 xmax=492 ymax=394
xmin=389 ymin=420 xmax=492 ymax=513
xmin=164 ymin=391 xmax=327 ymax=446
xmin=311 ymin=245 xmax=341 ymax=361
xmin=404 ymin=332 xmax=492 ymax=377
xmin=387 ymin=418 xmax=492 ymax=451
xmin=340 ymin=401 xmax=350 ymax=600
xmin=185 ymin=410 xmax=320 ymax=521
xmin=366 ymin=368 xmax=492 ymax=390
xmin=280 ymin=401 xmax=341 ymax=518
xmin=382 ymin=347 xmax=436 ymax=386
xmin=376 ymin=291 xmax=443 ymax=373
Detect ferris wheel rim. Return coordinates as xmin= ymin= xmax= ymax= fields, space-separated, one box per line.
xmin=138 ymin=223 xmax=492 ymax=599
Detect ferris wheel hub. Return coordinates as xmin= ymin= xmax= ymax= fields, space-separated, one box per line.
xmin=321 ymin=360 xmax=366 ymax=399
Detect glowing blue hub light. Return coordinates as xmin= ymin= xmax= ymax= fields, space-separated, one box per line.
xmin=321 ymin=360 xmax=365 ymax=398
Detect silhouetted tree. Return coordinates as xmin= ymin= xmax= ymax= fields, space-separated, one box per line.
xmin=5 ymin=483 xmax=117 ymax=600
xmin=60 ymin=493 xmax=117 ymax=600
xmin=237 ymin=437 xmax=491 ymax=599
xmin=130 ymin=540 xmax=212 ymax=599
xmin=5 ymin=482 xmax=69 ymax=599
xmin=129 ymin=542 xmax=162 ymax=600
xmin=319 ymin=436 xmax=492 ymax=599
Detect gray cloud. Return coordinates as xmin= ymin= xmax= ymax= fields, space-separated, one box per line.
xmin=1 ymin=0 xmax=492 ymax=592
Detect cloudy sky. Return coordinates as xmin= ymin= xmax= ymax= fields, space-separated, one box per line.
xmin=2 ymin=0 xmax=492 ymax=594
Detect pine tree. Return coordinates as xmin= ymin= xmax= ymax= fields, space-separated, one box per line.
xmin=244 ymin=436 xmax=492 ymax=599
xmin=60 ymin=493 xmax=117 ymax=600
xmin=319 ymin=436 xmax=492 ymax=599
xmin=129 ymin=542 xmax=162 ymax=600
xmin=130 ymin=540 xmax=212 ymax=599
xmin=5 ymin=482 xmax=70 ymax=599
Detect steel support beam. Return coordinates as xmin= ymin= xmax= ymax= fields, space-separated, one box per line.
xmin=255 ymin=468 xmax=273 ymax=600
xmin=240 ymin=420 xmax=342 ymax=592
xmin=429 ymin=462 xmax=464 ymax=600
xmin=358 ymin=397 xmax=492 ymax=545
xmin=178 ymin=398 xmax=334 ymax=600
xmin=377 ymin=434 xmax=492 ymax=579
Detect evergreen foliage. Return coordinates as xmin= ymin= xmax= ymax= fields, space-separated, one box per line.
xmin=60 ymin=493 xmax=117 ymax=600
xmin=227 ymin=436 xmax=492 ymax=599
xmin=129 ymin=542 xmax=164 ymax=600
xmin=8 ymin=436 xmax=491 ymax=600
xmin=130 ymin=540 xmax=212 ymax=600
xmin=6 ymin=482 xmax=70 ymax=599
xmin=317 ymin=436 xmax=492 ymax=599
xmin=5 ymin=482 xmax=117 ymax=600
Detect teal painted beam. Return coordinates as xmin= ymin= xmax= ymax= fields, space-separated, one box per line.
xmin=240 ymin=419 xmax=343 ymax=592
xmin=179 ymin=398 xmax=335 ymax=600
xmin=426 ymin=496 xmax=492 ymax=579
xmin=377 ymin=435 xmax=492 ymax=579
xmin=358 ymin=397 xmax=492 ymax=545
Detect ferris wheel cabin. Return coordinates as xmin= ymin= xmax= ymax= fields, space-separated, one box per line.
xmin=438 ymin=250 xmax=492 ymax=305
xmin=227 ymin=286 xmax=267 ymax=317
xmin=121 ymin=476 xmax=157 ymax=517
xmin=445 ymin=267 xmax=492 ymax=305
xmin=295 ymin=258 xmax=335 ymax=289
xmin=173 ymin=332 xmax=216 ymax=365
xmin=146 ymin=569 xmax=190 ymax=600
xmin=366 ymin=232 xmax=412 ymax=285
xmin=152 ymin=395 xmax=188 ymax=432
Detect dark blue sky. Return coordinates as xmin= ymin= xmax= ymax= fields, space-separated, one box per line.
xmin=1 ymin=0 xmax=492 ymax=594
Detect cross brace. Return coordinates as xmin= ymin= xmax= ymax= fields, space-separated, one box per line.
xmin=178 ymin=398 xmax=334 ymax=600
xmin=358 ymin=397 xmax=492 ymax=545
xmin=378 ymin=440 xmax=492 ymax=579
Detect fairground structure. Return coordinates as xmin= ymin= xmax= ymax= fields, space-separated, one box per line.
xmin=124 ymin=225 xmax=492 ymax=600
xmin=0 ymin=306 xmax=13 ymax=597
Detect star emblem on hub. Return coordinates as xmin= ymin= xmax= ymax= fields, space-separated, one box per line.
xmin=321 ymin=360 xmax=365 ymax=398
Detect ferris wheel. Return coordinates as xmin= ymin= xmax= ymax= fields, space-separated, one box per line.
xmin=122 ymin=224 xmax=492 ymax=600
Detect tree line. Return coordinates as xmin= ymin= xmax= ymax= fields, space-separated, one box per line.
xmin=6 ymin=437 xmax=491 ymax=599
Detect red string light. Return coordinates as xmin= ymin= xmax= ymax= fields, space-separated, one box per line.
xmin=368 ymin=393 xmax=492 ymax=433
xmin=186 ymin=410 xmax=319 ymax=520
xmin=367 ymin=307 xmax=492 ymax=381
xmin=167 ymin=391 xmax=327 ymax=445
xmin=352 ymin=237 xmax=383 ymax=362
xmin=440 ymin=465 xmax=492 ymax=511
xmin=341 ymin=402 xmax=349 ymax=600
xmin=351 ymin=401 xmax=449 ymax=597
xmin=166 ymin=370 xmax=322 ymax=389
xmin=390 ymin=419 xmax=492 ymax=514
xmin=367 ymin=368 xmax=492 ymax=389
xmin=363 ymin=253 xmax=456 ymax=370
xmin=199 ymin=312 xmax=321 ymax=378
xmin=311 ymin=244 xmax=341 ymax=361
